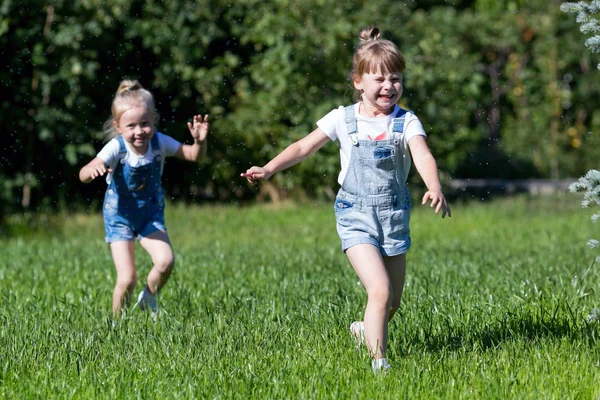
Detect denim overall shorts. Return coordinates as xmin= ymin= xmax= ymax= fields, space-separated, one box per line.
xmin=334 ymin=106 xmax=412 ymax=256
xmin=103 ymin=134 xmax=167 ymax=243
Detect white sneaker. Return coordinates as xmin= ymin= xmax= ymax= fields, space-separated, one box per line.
xmin=350 ymin=321 xmax=365 ymax=347
xmin=136 ymin=287 xmax=158 ymax=320
xmin=372 ymin=358 xmax=391 ymax=375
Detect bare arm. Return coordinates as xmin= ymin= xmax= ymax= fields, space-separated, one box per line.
xmin=175 ymin=114 xmax=209 ymax=162
xmin=408 ymin=135 xmax=451 ymax=217
xmin=241 ymin=127 xmax=331 ymax=182
xmin=79 ymin=157 xmax=110 ymax=183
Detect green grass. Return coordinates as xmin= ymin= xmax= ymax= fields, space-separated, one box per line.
xmin=1 ymin=193 xmax=599 ymax=399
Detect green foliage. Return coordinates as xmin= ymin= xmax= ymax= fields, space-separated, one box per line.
xmin=0 ymin=0 xmax=599 ymax=218
xmin=562 ymin=0 xmax=600 ymax=68
xmin=570 ymin=169 xmax=600 ymax=264
xmin=404 ymin=0 xmax=600 ymax=180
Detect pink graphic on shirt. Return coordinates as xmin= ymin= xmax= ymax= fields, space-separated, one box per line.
xmin=368 ymin=132 xmax=387 ymax=141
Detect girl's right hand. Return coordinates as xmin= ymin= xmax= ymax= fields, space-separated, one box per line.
xmin=80 ymin=157 xmax=112 ymax=183
xmin=93 ymin=164 xmax=111 ymax=180
xmin=240 ymin=167 xmax=268 ymax=184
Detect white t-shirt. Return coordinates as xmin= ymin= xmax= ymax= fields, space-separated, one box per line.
xmin=317 ymin=103 xmax=427 ymax=185
xmin=96 ymin=132 xmax=182 ymax=184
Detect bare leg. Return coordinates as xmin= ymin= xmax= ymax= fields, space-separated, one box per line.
xmin=110 ymin=240 xmax=137 ymax=315
xmin=139 ymin=230 xmax=175 ymax=295
xmin=346 ymin=244 xmax=392 ymax=359
xmin=384 ymin=253 xmax=406 ymax=321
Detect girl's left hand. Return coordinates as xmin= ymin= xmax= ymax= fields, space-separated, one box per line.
xmin=187 ymin=114 xmax=209 ymax=143
xmin=422 ymin=190 xmax=451 ymax=218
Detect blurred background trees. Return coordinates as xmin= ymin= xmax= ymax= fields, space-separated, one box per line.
xmin=1 ymin=0 xmax=599 ymax=218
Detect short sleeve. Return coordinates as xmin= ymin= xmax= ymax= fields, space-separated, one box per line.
xmin=96 ymin=138 xmax=121 ymax=170
xmin=156 ymin=132 xmax=182 ymax=157
xmin=316 ymin=106 xmax=345 ymax=142
xmin=403 ymin=113 xmax=427 ymax=143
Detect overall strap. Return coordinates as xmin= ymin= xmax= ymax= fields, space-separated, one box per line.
xmin=115 ymin=136 xmax=127 ymax=163
xmin=116 ymin=135 xmax=127 ymax=155
xmin=150 ymin=133 xmax=166 ymax=176
xmin=391 ymin=107 xmax=410 ymax=135
xmin=150 ymin=133 xmax=160 ymax=154
xmin=344 ymin=105 xmax=359 ymax=146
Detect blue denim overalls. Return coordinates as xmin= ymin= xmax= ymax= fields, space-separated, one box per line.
xmin=334 ymin=105 xmax=412 ymax=256
xmin=103 ymin=134 xmax=166 ymax=243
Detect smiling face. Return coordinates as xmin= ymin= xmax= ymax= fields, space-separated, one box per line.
xmin=353 ymin=66 xmax=403 ymax=117
xmin=113 ymin=103 xmax=155 ymax=155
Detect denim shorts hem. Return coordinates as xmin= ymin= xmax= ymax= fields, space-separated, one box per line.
xmin=341 ymin=237 xmax=411 ymax=256
xmin=105 ymin=234 xmax=134 ymax=244
xmin=138 ymin=223 xmax=167 ymax=240
xmin=341 ymin=237 xmax=379 ymax=253
xmin=104 ymin=220 xmax=166 ymax=243
xmin=380 ymin=240 xmax=411 ymax=257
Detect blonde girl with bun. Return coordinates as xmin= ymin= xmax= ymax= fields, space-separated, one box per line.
xmin=80 ymin=80 xmax=209 ymax=318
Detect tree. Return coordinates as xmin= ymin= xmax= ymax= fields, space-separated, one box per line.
xmin=561 ymin=1 xmax=600 ymax=69
xmin=1 ymin=1 xmax=600 ymax=221
xmin=402 ymin=0 xmax=600 ymax=182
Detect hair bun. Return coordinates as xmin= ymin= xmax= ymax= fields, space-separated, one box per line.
xmin=359 ymin=26 xmax=380 ymax=42
xmin=369 ymin=27 xmax=380 ymax=40
xmin=116 ymin=79 xmax=143 ymax=95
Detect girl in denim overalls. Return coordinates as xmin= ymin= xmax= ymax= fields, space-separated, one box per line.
xmin=242 ymin=27 xmax=451 ymax=374
xmin=79 ymin=80 xmax=209 ymax=317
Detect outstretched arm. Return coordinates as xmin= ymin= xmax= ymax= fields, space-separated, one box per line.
xmin=176 ymin=114 xmax=209 ymax=162
xmin=408 ymin=135 xmax=451 ymax=218
xmin=241 ymin=128 xmax=331 ymax=183
xmin=79 ymin=157 xmax=111 ymax=183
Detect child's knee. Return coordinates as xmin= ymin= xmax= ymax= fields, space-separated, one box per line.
xmin=116 ymin=272 xmax=137 ymax=290
xmin=367 ymin=284 xmax=393 ymax=308
xmin=154 ymin=253 xmax=175 ymax=272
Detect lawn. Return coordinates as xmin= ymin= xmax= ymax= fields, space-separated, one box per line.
xmin=1 ymin=193 xmax=598 ymax=399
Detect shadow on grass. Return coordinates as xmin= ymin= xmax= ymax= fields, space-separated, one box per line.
xmin=399 ymin=302 xmax=598 ymax=355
